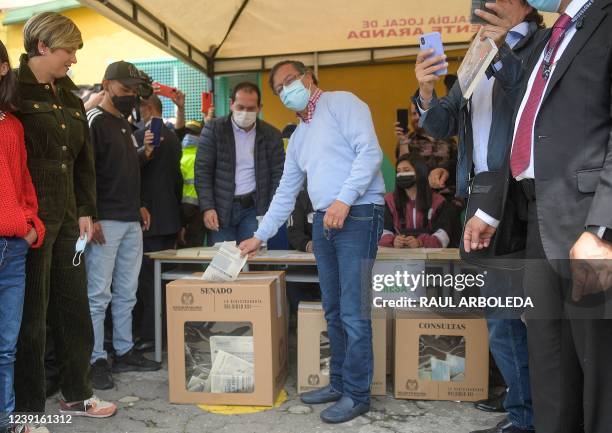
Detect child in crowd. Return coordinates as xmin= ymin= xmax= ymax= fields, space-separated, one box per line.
xmin=380 ymin=153 xmax=454 ymax=249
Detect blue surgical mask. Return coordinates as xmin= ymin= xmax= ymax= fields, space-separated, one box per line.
xmin=280 ymin=78 xmax=311 ymax=112
xmin=526 ymin=0 xmax=561 ymax=12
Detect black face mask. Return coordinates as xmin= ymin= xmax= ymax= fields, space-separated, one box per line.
xmin=396 ymin=174 xmax=417 ymax=190
xmin=111 ymin=95 xmax=138 ymax=118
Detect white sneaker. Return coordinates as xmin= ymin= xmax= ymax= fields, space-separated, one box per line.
xmin=59 ymin=395 xmax=117 ymax=418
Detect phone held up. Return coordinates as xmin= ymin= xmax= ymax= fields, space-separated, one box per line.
xmin=396 ymin=109 xmax=409 ymax=134
xmin=149 ymin=116 xmax=163 ymax=148
xmin=153 ymin=82 xmax=178 ymax=99
xmin=419 ymin=32 xmax=448 ymax=76
xmin=470 ymin=0 xmax=497 ymax=24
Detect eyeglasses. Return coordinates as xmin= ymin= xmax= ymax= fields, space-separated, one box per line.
xmin=274 ymin=73 xmax=304 ymax=96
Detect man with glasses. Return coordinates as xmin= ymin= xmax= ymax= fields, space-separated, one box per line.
xmin=240 ymin=60 xmax=385 ymax=424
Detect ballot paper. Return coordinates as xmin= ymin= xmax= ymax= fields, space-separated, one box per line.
xmin=209 ymin=350 xmax=254 ymax=393
xmin=202 ymin=241 xmax=247 ymax=281
xmin=446 ymin=353 xmax=466 ymax=380
xmin=457 ymin=28 xmax=498 ymax=99
xmin=430 ymin=357 xmax=452 ymax=381
xmin=184 ymin=322 xmax=253 ymax=393
xmin=210 ymin=336 xmax=254 ymax=364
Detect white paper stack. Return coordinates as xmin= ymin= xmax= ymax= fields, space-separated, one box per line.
xmin=209 ymin=350 xmax=254 ymax=393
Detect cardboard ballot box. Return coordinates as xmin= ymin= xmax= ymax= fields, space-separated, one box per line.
xmin=166 ymin=271 xmax=288 ymax=406
xmin=297 ymin=302 xmax=387 ymax=396
xmin=394 ymin=312 xmax=488 ymax=402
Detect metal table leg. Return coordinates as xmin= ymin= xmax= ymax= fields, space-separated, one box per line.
xmin=154 ymin=259 xmax=162 ymax=363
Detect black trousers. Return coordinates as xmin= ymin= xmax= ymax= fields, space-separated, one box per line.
xmin=135 ymin=234 xmax=176 ymax=342
xmin=523 ymin=196 xmax=612 ymax=433
xmin=181 ymin=203 xmax=205 ymax=248
xmin=15 ymin=214 xmax=94 ymax=412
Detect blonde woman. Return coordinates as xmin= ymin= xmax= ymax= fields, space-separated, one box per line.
xmin=13 ymin=12 xmax=116 ymax=431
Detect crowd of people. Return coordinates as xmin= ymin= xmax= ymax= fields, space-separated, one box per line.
xmin=1 ymin=0 xmax=611 ymax=431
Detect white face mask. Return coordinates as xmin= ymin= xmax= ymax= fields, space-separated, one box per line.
xmin=233 ymin=110 xmax=257 ymax=129
xmin=73 ymin=234 xmax=88 ymax=267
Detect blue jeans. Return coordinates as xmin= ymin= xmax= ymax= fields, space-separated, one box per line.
xmin=208 ymin=204 xmax=258 ymax=245
xmin=312 ymin=204 xmax=383 ymax=405
xmin=85 ymin=221 xmax=143 ymax=362
xmin=0 ymin=238 xmax=29 ymax=430
xmin=488 ymin=318 xmax=533 ymax=429
xmin=481 ymin=269 xmax=532 ymax=429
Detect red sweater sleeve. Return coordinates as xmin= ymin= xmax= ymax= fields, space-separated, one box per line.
xmin=417 ymin=233 xmax=443 ymax=248
xmin=0 ymin=113 xmax=45 ymax=248
xmin=379 ymin=233 xmax=395 ymax=247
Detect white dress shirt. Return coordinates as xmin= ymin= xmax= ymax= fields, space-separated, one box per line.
xmin=471 ymin=22 xmax=529 ymax=175
xmin=231 ymin=116 xmax=257 ymax=196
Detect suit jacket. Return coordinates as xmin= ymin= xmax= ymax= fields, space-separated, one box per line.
xmin=135 ymin=124 xmax=183 ymax=237
xmin=194 ymin=115 xmax=285 ymax=228
xmin=418 ymin=21 xmax=543 ymax=199
xmin=489 ymin=0 xmax=612 ymax=260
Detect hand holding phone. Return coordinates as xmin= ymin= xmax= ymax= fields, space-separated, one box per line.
xmin=471 ymin=0 xmax=497 ymax=24
xmin=149 ymin=117 xmax=163 ymax=147
xmin=396 ymin=109 xmax=409 ymax=134
xmin=153 ymin=82 xmax=178 ymax=99
xmin=202 ymin=91 xmax=213 ymax=114
xmin=419 ymin=32 xmax=448 ymax=76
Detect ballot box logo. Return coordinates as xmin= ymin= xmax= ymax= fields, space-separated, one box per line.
xmin=181 ymin=293 xmax=194 ymax=306
xmin=308 ymin=374 xmax=320 ymax=386
xmin=406 ymin=379 xmax=419 ymax=391
xmin=172 ymin=292 xmax=202 ymax=312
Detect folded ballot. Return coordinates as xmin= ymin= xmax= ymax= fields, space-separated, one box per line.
xmin=202 ymin=241 xmax=247 ymax=281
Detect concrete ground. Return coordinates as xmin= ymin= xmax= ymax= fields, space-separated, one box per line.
xmin=47 ymin=334 xmax=502 ymax=433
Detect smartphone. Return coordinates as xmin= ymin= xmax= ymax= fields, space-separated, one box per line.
xmin=201 ymin=91 xmax=213 ymax=113
xmin=149 ymin=117 xmax=163 ymax=147
xmin=153 ymin=82 xmax=177 ymax=99
xmin=420 ymin=32 xmax=447 ymax=76
xmin=471 ymin=0 xmax=497 ymax=24
xmin=396 ymin=109 xmax=409 ymax=133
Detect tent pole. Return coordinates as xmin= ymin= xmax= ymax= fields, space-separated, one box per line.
xmin=208 ymin=56 xmax=215 ymax=92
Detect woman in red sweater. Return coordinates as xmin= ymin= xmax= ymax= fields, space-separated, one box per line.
xmin=0 ymin=40 xmax=45 ymax=433
xmin=379 ymin=153 xmax=454 ymax=249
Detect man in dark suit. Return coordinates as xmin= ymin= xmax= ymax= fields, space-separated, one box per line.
xmin=414 ymin=2 xmax=544 ymax=431
xmin=195 ymin=82 xmax=285 ymax=245
xmin=134 ymin=94 xmax=183 ymax=350
xmin=465 ymin=1 xmax=612 ymax=432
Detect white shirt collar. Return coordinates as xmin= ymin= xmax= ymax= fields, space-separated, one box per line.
xmin=565 ymin=0 xmax=591 ymax=18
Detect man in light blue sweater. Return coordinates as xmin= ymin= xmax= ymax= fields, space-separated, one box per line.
xmin=240 ymin=60 xmax=385 ymax=424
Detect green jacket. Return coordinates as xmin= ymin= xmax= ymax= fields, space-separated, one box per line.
xmin=181 ymin=144 xmax=198 ymax=206
xmin=15 ymin=54 xmax=97 ymax=224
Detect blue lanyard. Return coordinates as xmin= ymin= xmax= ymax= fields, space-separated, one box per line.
xmin=542 ymin=0 xmax=595 ymax=80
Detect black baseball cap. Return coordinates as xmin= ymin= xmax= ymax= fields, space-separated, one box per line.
xmin=103 ymin=61 xmax=145 ymax=87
